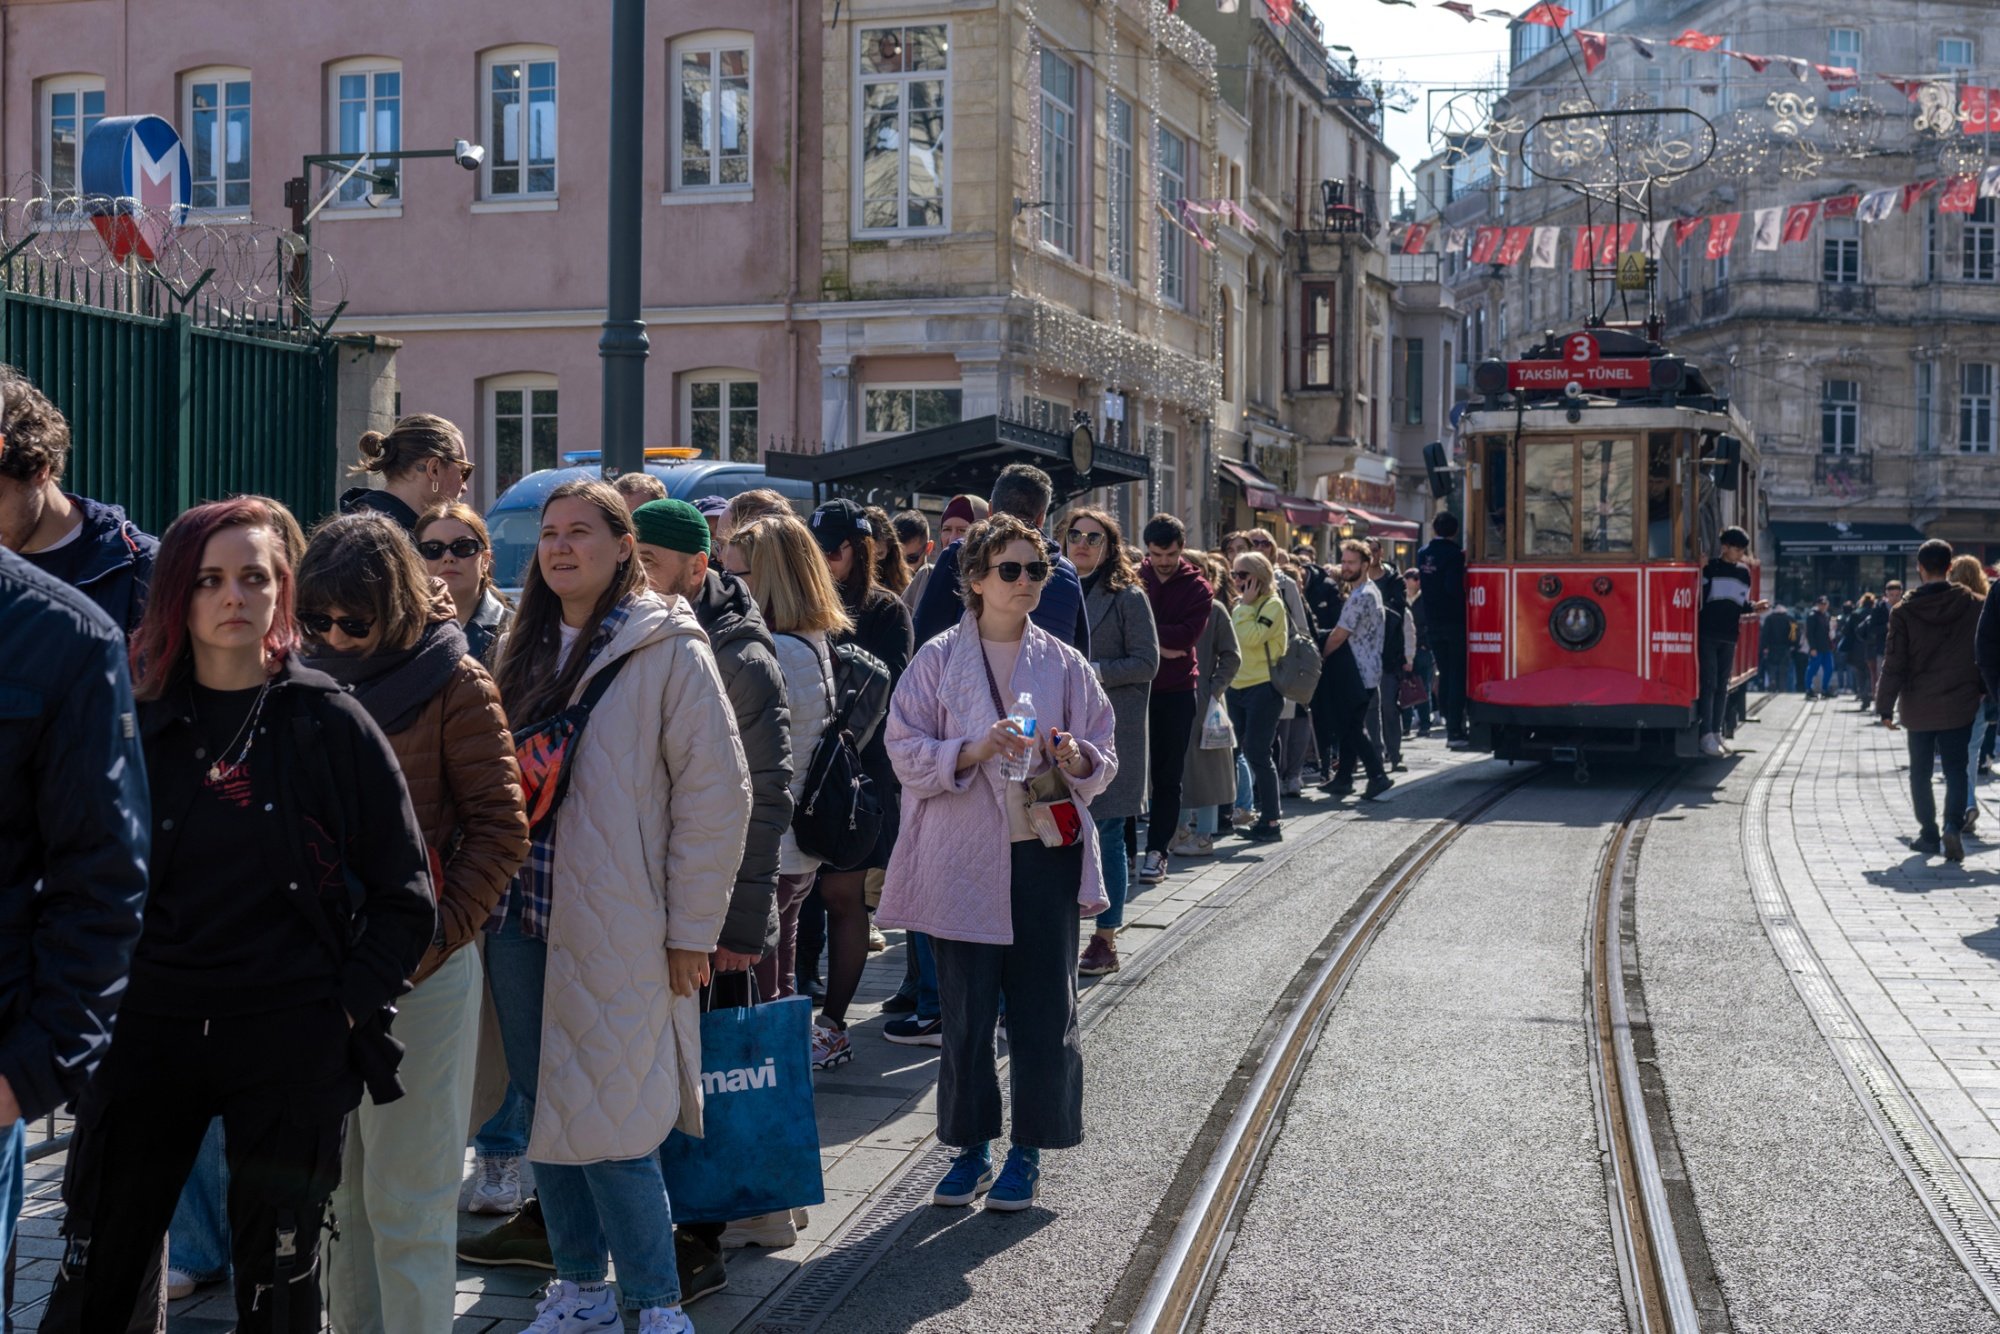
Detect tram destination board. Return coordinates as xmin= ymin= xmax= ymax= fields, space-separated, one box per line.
xmin=1508 ymin=333 xmax=1651 ymax=392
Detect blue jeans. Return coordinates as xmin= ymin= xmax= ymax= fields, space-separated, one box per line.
xmin=1234 ymin=751 xmax=1253 ymax=812
xmin=1807 ymin=650 xmax=1839 ymax=693
xmin=167 ymin=1118 xmax=231 ymax=1282
xmin=1096 ymin=817 xmax=1130 ymax=930
xmin=1191 ymin=804 xmax=1219 ymax=836
xmin=911 ymin=932 xmax=940 ymax=1022
xmin=485 ymin=891 xmax=681 ymax=1308
xmin=1969 ymin=707 xmax=1990 ymax=822
xmin=0 ymin=1118 xmax=21 ymax=1301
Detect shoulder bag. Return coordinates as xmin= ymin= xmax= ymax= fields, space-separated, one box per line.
xmin=511 ymin=652 xmax=634 ymax=837
xmin=1258 ymin=599 xmax=1323 ymax=705
xmin=785 ymin=635 xmax=884 ymax=871
xmin=978 ymin=643 xmax=1084 ymax=848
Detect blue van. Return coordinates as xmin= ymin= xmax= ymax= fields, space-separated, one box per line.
xmin=484 ymin=450 xmax=815 ymax=594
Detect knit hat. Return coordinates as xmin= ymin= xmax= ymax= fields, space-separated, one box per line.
xmin=632 ymin=498 xmax=710 ymax=556
xmin=810 ymin=498 xmax=872 ymax=553
xmin=942 ymin=494 xmax=989 ymax=528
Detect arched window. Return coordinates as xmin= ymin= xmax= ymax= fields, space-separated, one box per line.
xmin=182 ymin=65 xmax=252 ymax=215
xmin=670 ymin=30 xmax=752 ymax=197
xmin=326 ymin=58 xmax=402 ymax=208
xmin=681 ymin=368 xmax=760 ymax=459
xmin=38 ymin=74 xmax=105 ymax=206
xmin=481 ymin=45 xmax=558 ymax=201
xmin=482 ymin=372 xmax=560 ymax=496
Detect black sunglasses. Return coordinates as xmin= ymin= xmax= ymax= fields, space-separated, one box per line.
xmin=300 ymin=611 xmax=376 ymax=638
xmin=994 ymin=560 xmax=1051 ymax=585
xmin=1231 ymin=571 xmax=1255 ymax=584
xmin=904 ymin=549 xmax=927 ymax=567
xmin=418 ymin=537 xmax=485 ymax=560
xmin=1066 ymin=529 xmax=1106 ymax=547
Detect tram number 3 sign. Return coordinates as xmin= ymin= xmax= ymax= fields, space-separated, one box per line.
xmin=1507 ymin=335 xmax=1650 ymax=392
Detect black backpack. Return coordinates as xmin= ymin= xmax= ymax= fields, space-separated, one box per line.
xmin=1381 ymin=604 xmax=1408 ymax=674
xmin=784 ymin=636 xmax=885 ymax=871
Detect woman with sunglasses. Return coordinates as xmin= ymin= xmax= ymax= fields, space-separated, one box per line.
xmin=1062 ymin=508 xmax=1157 ymax=978
xmin=340 ymin=414 xmax=476 ymax=531
xmin=415 ymin=503 xmax=511 ymax=667
xmin=488 ymin=480 xmax=750 ymax=1333
xmin=45 ymin=499 xmax=435 ymax=1334
xmin=1227 ymin=552 xmax=1287 ymax=842
xmin=879 ymin=513 xmax=1116 ymax=1211
xmin=292 ymin=513 xmax=530 ymax=1333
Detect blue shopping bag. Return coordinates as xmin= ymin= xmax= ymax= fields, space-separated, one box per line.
xmin=660 ymin=993 xmax=825 ymax=1224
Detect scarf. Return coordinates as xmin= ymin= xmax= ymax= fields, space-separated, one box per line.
xmin=307 ymin=616 xmax=469 ymax=735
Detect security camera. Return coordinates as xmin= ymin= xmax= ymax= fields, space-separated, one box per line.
xmin=454 ymin=139 xmax=486 ymax=171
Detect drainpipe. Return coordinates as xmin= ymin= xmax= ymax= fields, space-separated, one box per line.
xmin=599 ymin=0 xmax=649 ymax=478
xmin=786 ymin=0 xmax=801 ymax=444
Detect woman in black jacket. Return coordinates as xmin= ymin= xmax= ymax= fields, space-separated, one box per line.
xmin=806 ymin=500 xmax=912 ymax=1071
xmin=46 ymin=498 xmax=435 ymax=1334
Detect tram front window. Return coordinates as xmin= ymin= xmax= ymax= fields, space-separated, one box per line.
xmin=1522 ymin=441 xmax=1575 ymax=557
xmin=1645 ymin=433 xmax=1678 ymax=559
xmin=1579 ymin=438 xmax=1635 ymax=554
xmin=1479 ymin=436 xmax=1509 ymax=560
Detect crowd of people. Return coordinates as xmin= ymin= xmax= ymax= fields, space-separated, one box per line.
xmin=0 ymin=352 xmax=1481 ymax=1329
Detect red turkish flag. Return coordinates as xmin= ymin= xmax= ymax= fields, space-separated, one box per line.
xmin=1520 ymin=3 xmax=1571 ymax=30
xmin=1941 ymin=175 xmax=1980 ymax=214
xmin=1614 ymin=222 xmax=1639 ymax=256
xmin=1781 ymin=202 xmax=1820 ymax=242
xmin=1962 ymin=87 xmax=1997 ymax=135
xmin=1264 ymin=0 xmax=1297 ymax=25
xmin=1673 ymin=216 xmax=1709 ymax=247
xmin=1815 ymin=65 xmax=1858 ymax=91
xmin=1573 ymin=226 xmax=1603 ymax=270
xmin=1438 ymin=2 xmax=1479 ymax=20
xmin=1885 ymin=78 xmax=1927 ymax=101
xmin=1400 ymin=222 xmax=1430 ymax=255
xmin=1578 ymin=30 xmax=1609 ymax=73
xmin=1672 ymin=29 xmax=1725 ymax=53
xmin=1903 ymin=179 xmax=1940 ymax=212
xmin=1821 ymin=195 xmax=1860 ymax=219
xmin=1705 ymin=213 xmax=1740 ymax=260
xmin=1496 ymin=227 xmax=1533 ymax=266
xmin=1723 ymin=50 xmax=1773 ymax=73
xmin=1469 ymin=227 xmax=1504 ymax=264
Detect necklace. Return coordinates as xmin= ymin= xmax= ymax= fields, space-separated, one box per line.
xmin=202 ymin=678 xmax=273 ymax=784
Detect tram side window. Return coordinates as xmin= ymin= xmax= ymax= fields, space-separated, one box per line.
xmin=1694 ymin=437 xmax=1724 ymax=558
xmin=1479 ymin=436 xmax=1508 ymax=560
xmin=1521 ymin=441 xmax=1575 ymax=557
xmin=1579 ymin=439 xmax=1635 ymax=554
xmin=1645 ymin=432 xmax=1677 ymax=559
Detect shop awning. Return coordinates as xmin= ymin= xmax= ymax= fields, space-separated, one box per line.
xmin=764 ymin=414 xmax=1149 ymax=506
xmin=1279 ymin=495 xmax=1339 ymax=526
xmin=1218 ymin=457 xmax=1282 ymax=510
xmin=1770 ymin=521 xmax=1925 ymax=555
xmin=1343 ymin=505 xmax=1422 ymax=541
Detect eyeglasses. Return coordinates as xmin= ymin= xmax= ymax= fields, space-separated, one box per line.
xmin=418 ymin=537 xmax=485 ymax=560
xmin=1231 ymin=572 xmax=1255 ymax=585
xmin=1249 ymin=537 xmax=1275 ymax=550
xmin=993 ymin=560 xmax=1051 ymax=584
xmin=904 ymin=549 xmax=927 ymax=567
xmin=1066 ymin=529 xmax=1106 ymax=548
xmin=300 ymin=611 xmax=376 ymax=639
xmin=443 ymin=457 xmax=475 ymax=480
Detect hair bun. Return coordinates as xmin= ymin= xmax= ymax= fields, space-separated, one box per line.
xmin=357 ymin=430 xmax=388 ymax=464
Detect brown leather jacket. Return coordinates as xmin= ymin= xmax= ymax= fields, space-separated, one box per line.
xmin=387 ymin=655 xmax=529 ymax=982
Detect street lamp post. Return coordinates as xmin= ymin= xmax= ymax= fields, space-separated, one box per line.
xmin=284 ymin=142 xmax=484 ymax=326
xmin=599 ymin=0 xmax=649 ymax=482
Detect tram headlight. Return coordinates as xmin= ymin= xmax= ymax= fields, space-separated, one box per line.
xmin=1550 ymin=597 xmax=1606 ymax=652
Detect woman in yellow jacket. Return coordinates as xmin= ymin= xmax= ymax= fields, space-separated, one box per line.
xmin=1228 ymin=551 xmax=1287 ymax=842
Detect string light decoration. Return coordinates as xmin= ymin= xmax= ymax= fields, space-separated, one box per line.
xmin=1937 ymin=133 xmax=1989 ymax=180
xmin=1914 ymin=81 xmax=1958 ymax=136
xmin=1822 ymin=95 xmax=1886 ymax=160
xmin=1766 ymin=90 xmax=1817 ymax=138
xmin=1712 ymin=109 xmax=1772 ymax=178
xmin=1777 ymin=137 xmax=1824 ymax=181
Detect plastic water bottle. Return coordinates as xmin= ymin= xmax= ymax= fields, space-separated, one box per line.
xmin=1001 ymin=691 xmax=1037 ymax=782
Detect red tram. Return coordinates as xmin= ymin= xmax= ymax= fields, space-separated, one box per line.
xmin=1452 ymin=327 xmax=1765 ymax=773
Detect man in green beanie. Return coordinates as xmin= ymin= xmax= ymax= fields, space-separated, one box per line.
xmin=632 ymin=498 xmax=713 ymax=595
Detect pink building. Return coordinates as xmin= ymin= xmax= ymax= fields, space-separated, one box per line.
xmin=2 ymin=0 xmax=823 ymax=508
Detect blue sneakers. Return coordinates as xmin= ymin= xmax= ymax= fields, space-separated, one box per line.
xmin=932 ymin=1145 xmax=994 ymax=1206
xmin=985 ymin=1146 xmax=1040 ymax=1211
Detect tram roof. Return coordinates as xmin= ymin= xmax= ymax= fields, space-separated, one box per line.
xmin=1458 ymin=401 xmax=1754 ymax=442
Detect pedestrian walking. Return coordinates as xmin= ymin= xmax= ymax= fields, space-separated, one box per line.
xmin=1136 ymin=513 xmax=1214 ymax=882
xmin=484 ymin=480 xmax=752 ymax=1334
xmin=1170 ymin=553 xmax=1243 ymax=856
xmin=912 ymin=466 xmax=1088 ymax=652
xmin=1403 ymin=569 xmax=1436 ymax=735
xmin=1697 ymin=527 xmax=1763 ymax=757
xmin=1839 ymin=596 xmax=1872 ymax=706
xmin=1245 ymin=531 xmax=1316 ymax=794
xmin=877 ymin=513 xmax=1117 ymax=1213
xmin=1228 ymin=552 xmax=1288 ymax=842
xmin=1416 ymin=514 xmax=1467 ymax=743
xmin=1865 ymin=584 xmax=1899 ymax=707
xmin=1759 ymin=603 xmax=1796 ymax=692
xmin=1950 ymin=556 xmax=1991 ymax=838
xmin=1804 ymin=596 xmax=1837 ymax=698
xmin=46 ymin=498 xmax=436 ymax=1334
xmin=1064 ymin=507 xmax=1159 ymax=976
xmin=294 ymin=513 xmax=531 ymax=1334
xmin=339 ymin=414 xmax=474 ymax=531
xmin=415 ymin=503 xmax=512 ymax=667
xmin=0 ymin=367 xmax=157 ymax=633
xmin=1373 ymin=569 xmax=1412 ymax=770
xmin=0 ymin=546 xmax=149 ymax=1277
xmin=1313 ymin=541 xmax=1392 ymax=800
xmin=809 ymin=499 xmax=913 ymax=1071
xmin=1877 ymin=540 xmax=1984 ymax=863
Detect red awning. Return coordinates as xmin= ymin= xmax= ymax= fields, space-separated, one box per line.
xmin=1218 ymin=457 xmax=1281 ymax=510
xmin=1279 ymin=495 xmax=1339 ymax=526
xmin=1344 ymin=505 xmax=1422 ymax=541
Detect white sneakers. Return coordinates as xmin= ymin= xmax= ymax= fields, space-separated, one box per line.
xmin=1167 ymin=828 xmax=1214 ymax=858
xmin=638 ymin=1307 xmax=695 ymax=1334
xmin=1137 ymin=851 xmax=1169 ymax=884
xmin=524 ymin=1282 xmax=694 ymax=1334
xmin=164 ymin=1268 xmax=201 ymax=1300
xmin=720 ymin=1209 xmax=799 ymax=1249
xmin=464 ymin=1153 xmax=525 ymax=1215
xmin=1699 ymin=733 xmax=1725 ymax=758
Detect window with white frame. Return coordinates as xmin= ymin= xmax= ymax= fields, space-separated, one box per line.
xmin=184 ymin=67 xmax=251 ymax=213
xmin=486 ymin=374 xmax=559 ymax=496
xmin=675 ymin=36 xmax=751 ymax=191
xmin=41 ymin=76 xmax=106 ymax=205
xmin=1965 ymin=199 xmax=1997 ymax=282
xmin=1939 ymin=37 xmax=1976 ymax=73
xmin=1822 ymin=217 xmax=1859 ymax=283
xmin=1961 ymin=362 xmax=1996 ymax=453
xmin=1038 ymin=49 xmax=1077 ymax=256
xmin=685 ymin=373 xmax=760 ymax=460
xmin=1108 ymin=93 xmax=1134 ymax=282
xmin=329 ymin=62 xmax=401 ymax=205
xmin=484 ymin=48 xmax=557 ymax=199
xmin=1917 ymin=361 xmax=1936 ymax=452
xmin=1157 ymin=124 xmax=1188 ymax=307
xmin=856 ymin=25 xmax=948 ymax=234
xmin=1820 ymin=378 xmax=1860 ymax=453
xmin=1828 ymin=29 xmax=1861 ymax=105
xmin=861 ymin=384 xmax=961 ymax=440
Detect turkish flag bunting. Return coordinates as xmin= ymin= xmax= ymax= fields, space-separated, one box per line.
xmin=1723 ymin=50 xmax=1773 ymax=73
xmin=1781 ymin=202 xmax=1820 ymax=242
xmin=1705 ymin=213 xmax=1741 ymax=260
xmin=1613 ymin=222 xmax=1639 ymax=257
xmin=1940 ymin=175 xmax=1980 ymax=214
xmin=1520 ymin=3 xmax=1570 ymax=30
xmin=1815 ymin=64 xmax=1858 ymax=90
xmin=1400 ymin=222 xmax=1430 ymax=255
xmin=1573 ymin=226 xmax=1602 ymax=271
xmin=1672 ymin=29 xmax=1725 ymax=53
xmin=1470 ymin=227 xmax=1504 ymax=264
xmin=1437 ymin=1 xmax=1479 ymax=19
xmin=1578 ymin=30 xmax=1609 ymax=73
xmin=1673 ymin=216 xmax=1709 ymax=246
xmin=1885 ymin=78 xmax=1927 ymax=101
xmin=1264 ymin=0 xmax=1297 ymax=25
xmin=1962 ymin=87 xmax=1997 ymax=135
xmin=1496 ymin=227 xmax=1533 ymax=265
xmin=1822 ymin=194 xmax=1860 ymax=219
xmin=1903 ymin=179 xmax=1940 ymax=212
xmin=1626 ymin=35 xmax=1656 ymax=61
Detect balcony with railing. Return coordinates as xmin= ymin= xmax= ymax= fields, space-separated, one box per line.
xmin=1817 ymin=283 xmax=1876 ymax=317
xmin=1315 ymin=177 xmax=1379 ymax=238
xmin=1814 ymin=452 xmax=1873 ymax=487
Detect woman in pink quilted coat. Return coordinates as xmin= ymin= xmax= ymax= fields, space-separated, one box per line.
xmin=876 ymin=513 xmax=1117 ymax=1213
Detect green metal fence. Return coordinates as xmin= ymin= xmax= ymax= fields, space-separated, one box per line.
xmin=0 ymin=262 xmax=336 ymax=537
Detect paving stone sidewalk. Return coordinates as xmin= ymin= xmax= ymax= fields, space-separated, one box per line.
xmin=4 ymin=739 xmax=1474 ymax=1332
xmin=1770 ymin=697 xmax=2000 ymax=1210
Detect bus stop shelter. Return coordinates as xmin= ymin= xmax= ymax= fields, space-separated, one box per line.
xmin=764 ymin=414 xmax=1150 ymax=508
